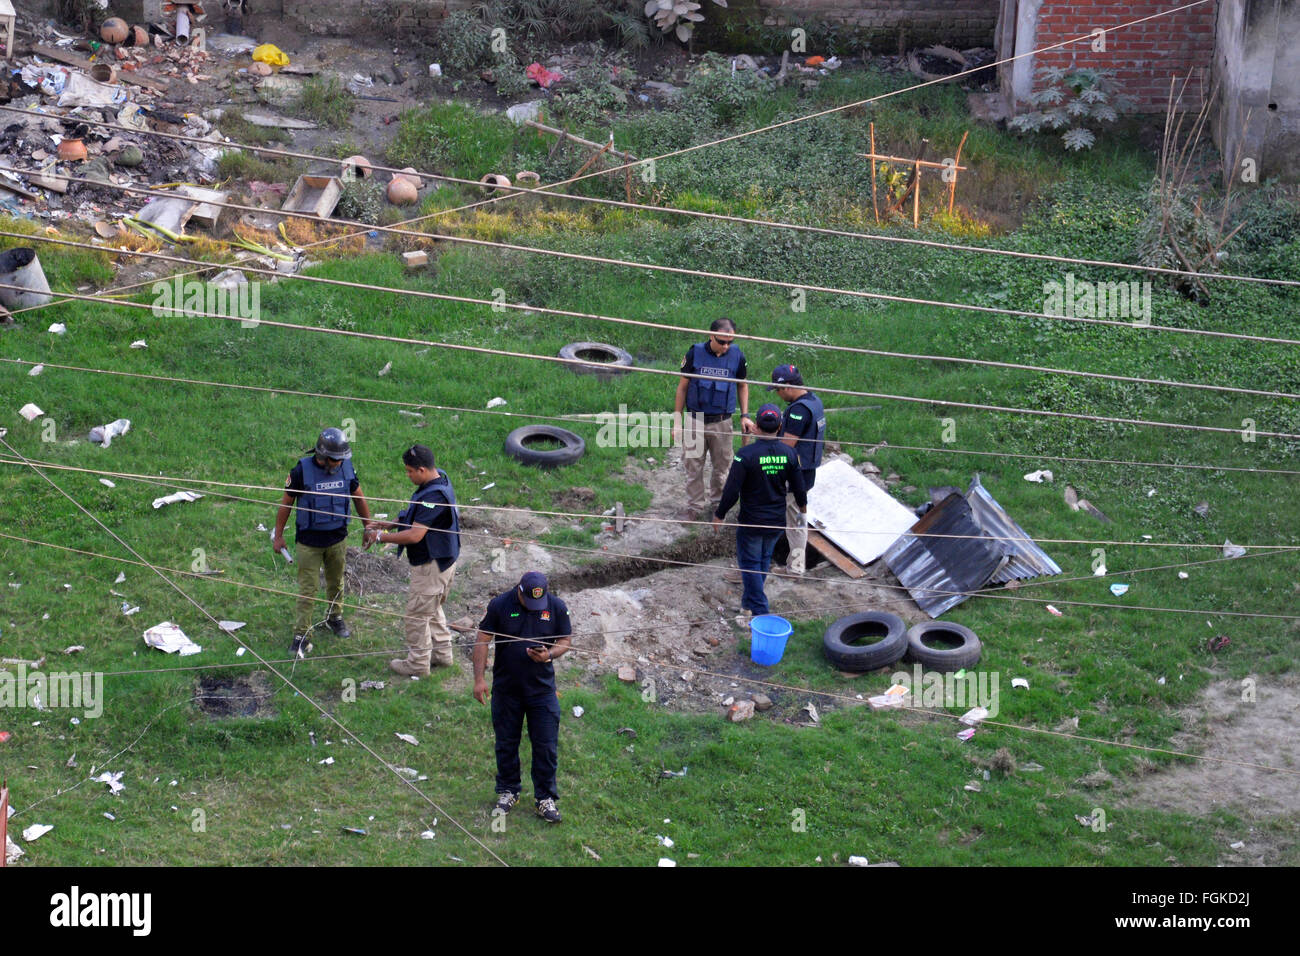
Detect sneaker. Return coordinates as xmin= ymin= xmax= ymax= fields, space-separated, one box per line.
xmin=289 ymin=634 xmax=311 ymax=659
xmin=326 ymin=617 xmax=351 ymax=638
xmin=724 ymin=567 xmax=743 ymax=583
xmin=535 ymin=798 xmax=562 ymax=823
xmin=493 ymin=792 xmax=518 ymax=815
xmin=389 ymin=658 xmax=430 ymax=677
xmin=735 ymin=609 xmax=754 ymax=626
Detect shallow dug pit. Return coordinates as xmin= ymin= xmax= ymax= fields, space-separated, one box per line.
xmin=194 ymin=671 xmax=278 ymax=719
xmin=550 ymin=530 xmax=734 ymax=590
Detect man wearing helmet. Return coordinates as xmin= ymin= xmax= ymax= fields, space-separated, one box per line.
xmin=272 ymin=427 xmax=375 ymax=659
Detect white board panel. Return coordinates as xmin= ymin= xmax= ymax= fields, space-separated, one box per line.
xmin=806 ymin=458 xmax=917 ymax=566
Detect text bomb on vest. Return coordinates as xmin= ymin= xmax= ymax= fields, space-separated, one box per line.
xmin=686 ymin=342 xmax=742 ymax=415
xmin=788 ymin=394 xmax=826 ymax=470
xmin=296 ymin=456 xmax=356 ymax=532
xmin=397 ymin=474 xmax=461 ymax=562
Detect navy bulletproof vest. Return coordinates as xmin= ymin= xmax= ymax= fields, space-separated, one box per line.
xmin=788 ymin=392 xmax=826 ymax=471
xmin=399 ymin=472 xmax=461 ymax=563
xmin=685 ymin=341 xmax=743 ymax=415
xmin=296 ymin=456 xmax=355 ymax=532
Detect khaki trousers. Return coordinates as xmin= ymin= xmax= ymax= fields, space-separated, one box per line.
xmin=296 ymin=540 xmax=346 ymax=636
xmin=403 ymin=560 xmax=457 ymax=668
xmin=682 ymin=415 xmax=735 ymax=513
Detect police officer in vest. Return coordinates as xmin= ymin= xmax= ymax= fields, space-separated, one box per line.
xmin=363 ymin=445 xmax=461 ymax=676
xmin=770 ymin=364 xmax=826 ymax=576
xmin=273 ymin=427 xmax=375 ymax=660
xmin=473 ymin=571 xmax=572 ymax=824
xmin=672 ymin=317 xmax=756 ymax=521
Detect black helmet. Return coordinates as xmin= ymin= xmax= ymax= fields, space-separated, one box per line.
xmin=315 ymin=427 xmax=352 ymax=460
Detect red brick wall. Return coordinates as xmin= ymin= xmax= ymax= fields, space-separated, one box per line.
xmin=1029 ymin=1 xmax=1217 ymax=112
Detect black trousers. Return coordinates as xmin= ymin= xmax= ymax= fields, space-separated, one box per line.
xmin=492 ymin=688 xmax=560 ymax=801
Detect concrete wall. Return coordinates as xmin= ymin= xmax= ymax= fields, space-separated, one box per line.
xmin=1214 ymin=0 xmax=1300 ymax=184
xmin=999 ymin=0 xmax=1218 ymax=113
xmin=270 ymin=0 xmax=996 ymax=47
xmin=752 ymin=0 xmax=998 ymax=48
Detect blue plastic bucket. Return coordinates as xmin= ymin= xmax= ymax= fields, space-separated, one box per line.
xmin=749 ymin=614 xmax=793 ymax=666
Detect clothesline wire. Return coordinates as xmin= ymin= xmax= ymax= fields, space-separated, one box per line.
xmin=4 ymin=356 xmax=1295 ymax=476
xmin=4 ymin=274 xmax=1297 ymax=442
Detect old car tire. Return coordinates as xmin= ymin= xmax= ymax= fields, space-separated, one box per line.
xmin=904 ymin=621 xmax=981 ymax=672
xmin=822 ymin=611 xmax=908 ymax=672
xmin=558 ymin=341 xmax=633 ymax=377
xmin=504 ymin=425 xmax=585 ymax=468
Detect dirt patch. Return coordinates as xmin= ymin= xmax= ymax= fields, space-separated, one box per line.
xmin=345 ymin=547 xmax=410 ymax=596
xmin=194 ymin=671 xmax=278 ymax=719
xmin=1122 ymin=676 xmax=1300 ymax=863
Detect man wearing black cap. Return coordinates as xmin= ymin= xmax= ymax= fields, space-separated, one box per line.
xmin=364 ymin=445 xmax=461 ymax=676
xmin=712 ymin=404 xmax=807 ymax=621
xmin=672 ymin=317 xmax=756 ymax=521
xmin=272 ymin=427 xmax=375 ymax=660
xmin=770 ymin=364 xmax=826 ymax=576
xmin=473 ymin=571 xmax=572 ymax=823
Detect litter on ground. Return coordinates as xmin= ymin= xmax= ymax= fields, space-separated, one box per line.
xmin=142 ymin=621 xmax=201 ymax=656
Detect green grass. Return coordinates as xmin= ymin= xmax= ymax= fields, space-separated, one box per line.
xmin=1 ymin=65 xmax=1298 ymax=866
xmin=214 ymin=108 xmax=292 ymax=147
xmin=294 ymin=75 xmax=355 ymax=129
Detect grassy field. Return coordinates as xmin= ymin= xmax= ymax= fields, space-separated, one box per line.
xmin=1 ymin=65 xmax=1298 ymax=866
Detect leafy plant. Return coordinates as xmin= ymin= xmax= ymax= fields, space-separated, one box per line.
xmin=335 ymin=179 xmax=387 ymax=225
xmin=1009 ymin=67 xmax=1133 ymax=151
xmin=437 ymin=10 xmax=494 ymax=73
xmin=644 ymin=0 xmax=727 ymax=42
xmin=294 ymin=76 xmax=355 ymax=129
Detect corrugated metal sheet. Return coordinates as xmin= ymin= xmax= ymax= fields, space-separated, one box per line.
xmin=884 ymin=493 xmax=1007 ymax=617
xmin=883 ymin=476 xmax=1061 ymax=617
xmin=966 ymin=475 xmax=1062 ymax=583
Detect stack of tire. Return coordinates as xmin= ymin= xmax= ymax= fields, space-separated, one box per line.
xmin=822 ymin=611 xmax=981 ymax=673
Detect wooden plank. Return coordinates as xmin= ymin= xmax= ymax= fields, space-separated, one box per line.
xmin=808 ymin=530 xmax=867 ymax=579
xmin=28 ymin=44 xmax=171 ymax=93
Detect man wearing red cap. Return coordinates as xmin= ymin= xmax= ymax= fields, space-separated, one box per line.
xmin=473 ymin=571 xmax=572 ymax=823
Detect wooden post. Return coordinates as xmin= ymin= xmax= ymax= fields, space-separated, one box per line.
xmin=869 ymin=122 xmax=879 ymax=225
xmin=948 ymin=130 xmax=969 ymax=215
xmin=912 ymin=161 xmax=921 ymax=228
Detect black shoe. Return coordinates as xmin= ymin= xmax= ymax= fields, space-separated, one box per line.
xmin=326 ymin=618 xmax=351 ymax=639
xmin=290 ymin=634 xmax=312 ymax=660
xmin=494 ymin=792 xmax=519 ymax=815
xmin=535 ymin=798 xmax=562 ymax=823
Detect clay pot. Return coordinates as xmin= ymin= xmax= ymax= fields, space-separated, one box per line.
xmin=341 ymin=155 xmax=372 ymax=181
xmin=131 ymin=25 xmax=149 ymax=46
xmin=480 ymin=173 xmax=511 ymax=193
xmin=90 ymin=63 xmax=118 ymax=84
xmin=387 ymin=177 xmax=418 ymax=205
xmin=394 ymin=167 xmax=421 ymax=188
xmin=100 ymin=18 xmax=129 ymax=44
xmin=514 ymin=170 xmax=540 ymax=188
xmin=57 ymin=139 xmax=88 ymax=162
